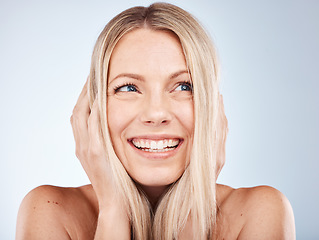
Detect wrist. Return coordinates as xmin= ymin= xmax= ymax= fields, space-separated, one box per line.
xmin=98 ymin=198 xmax=128 ymax=220
xmin=95 ymin=203 xmax=130 ymax=240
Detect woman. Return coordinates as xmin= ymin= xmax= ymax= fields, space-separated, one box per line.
xmin=16 ymin=3 xmax=295 ymax=239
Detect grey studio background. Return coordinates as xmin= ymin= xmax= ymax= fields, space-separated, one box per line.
xmin=1 ymin=0 xmax=318 ymax=239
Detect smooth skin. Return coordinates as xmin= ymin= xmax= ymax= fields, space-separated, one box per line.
xmin=16 ymin=29 xmax=295 ymax=239
xmin=107 ymin=29 xmax=194 ymax=205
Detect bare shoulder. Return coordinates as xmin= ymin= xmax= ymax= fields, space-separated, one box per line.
xmin=215 ymin=184 xmax=295 ymax=240
xmin=238 ymin=185 xmax=296 ymax=239
xmin=16 ymin=184 xmax=98 ymax=240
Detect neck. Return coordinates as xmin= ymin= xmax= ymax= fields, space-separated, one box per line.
xmin=139 ymin=185 xmax=169 ymax=209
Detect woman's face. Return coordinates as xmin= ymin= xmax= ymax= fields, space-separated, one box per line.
xmin=107 ymin=28 xmax=194 ymax=189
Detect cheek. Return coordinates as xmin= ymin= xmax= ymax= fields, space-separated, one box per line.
xmin=107 ymin=100 xmax=132 ymax=165
xmin=107 ymin=107 xmax=120 ymax=139
xmin=173 ymin=100 xmax=194 ymax=134
xmin=107 ymin=99 xmax=141 ymax=161
xmin=107 ymin=99 xmax=131 ymax=142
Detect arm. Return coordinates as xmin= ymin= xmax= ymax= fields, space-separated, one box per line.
xmin=238 ymin=186 xmax=295 ymax=240
xmin=70 ymin=79 xmax=130 ymax=239
xmin=16 ymin=185 xmax=130 ymax=240
xmin=16 ymin=80 xmax=130 ymax=239
xmin=95 ymin=203 xmax=130 ymax=239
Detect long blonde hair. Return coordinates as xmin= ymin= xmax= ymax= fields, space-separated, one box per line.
xmin=88 ymin=3 xmax=220 ymax=239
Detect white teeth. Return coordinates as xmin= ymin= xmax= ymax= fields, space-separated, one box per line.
xmin=143 ymin=148 xmax=172 ymax=152
xmin=158 ymin=140 xmax=164 ymax=149
xmin=150 ymin=141 xmax=157 ymax=149
xmin=132 ymin=138 xmax=180 ymax=151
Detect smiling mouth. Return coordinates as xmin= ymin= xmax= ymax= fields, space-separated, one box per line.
xmin=130 ymin=138 xmax=181 ymax=152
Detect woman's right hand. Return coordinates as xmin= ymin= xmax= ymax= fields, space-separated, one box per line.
xmin=70 ymin=79 xmax=115 ymax=207
xmin=70 ymin=79 xmax=130 ymax=239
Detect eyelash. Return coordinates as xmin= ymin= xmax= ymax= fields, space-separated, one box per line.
xmin=113 ymin=83 xmax=139 ymax=93
xmin=176 ymin=81 xmax=193 ymax=92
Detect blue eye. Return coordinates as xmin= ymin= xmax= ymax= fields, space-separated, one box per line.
xmin=114 ymin=84 xmax=138 ymax=93
xmin=175 ymin=82 xmax=193 ymax=92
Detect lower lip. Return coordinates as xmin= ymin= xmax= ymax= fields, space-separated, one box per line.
xmin=128 ymin=140 xmax=183 ymax=159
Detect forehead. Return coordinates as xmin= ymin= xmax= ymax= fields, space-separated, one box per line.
xmin=113 ymin=28 xmax=182 ymax=53
xmin=108 ymin=28 xmax=188 ymax=80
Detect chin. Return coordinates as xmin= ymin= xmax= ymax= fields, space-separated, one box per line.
xmin=129 ymin=166 xmax=184 ymax=188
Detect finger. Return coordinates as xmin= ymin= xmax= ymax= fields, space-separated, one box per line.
xmin=77 ymin=77 xmax=89 ymax=105
xmin=219 ymin=94 xmax=225 ymax=113
xmin=87 ymin=98 xmax=105 ymax=156
xmin=71 ymin=87 xmax=90 ymax=139
xmin=86 ymin=99 xmax=111 ymax=185
xmin=218 ymin=94 xmax=228 ymax=131
xmin=72 ymin=77 xmax=91 ymax=119
xmin=71 ymin=113 xmax=89 ymax=156
xmin=70 ymin=78 xmax=91 ymax=159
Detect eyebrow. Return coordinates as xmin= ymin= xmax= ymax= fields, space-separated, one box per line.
xmin=169 ymin=70 xmax=190 ymax=79
xmin=110 ymin=73 xmax=144 ymax=83
xmin=109 ymin=70 xmax=190 ymax=83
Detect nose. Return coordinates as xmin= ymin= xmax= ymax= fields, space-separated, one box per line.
xmin=140 ymin=94 xmax=172 ymax=126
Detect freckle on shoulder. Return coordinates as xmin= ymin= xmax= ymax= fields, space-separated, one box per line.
xmin=17 ymin=184 xmax=98 ymax=239
xmin=16 ymin=185 xmax=73 ymax=239
xmin=18 ymin=184 xmax=95 ymax=218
